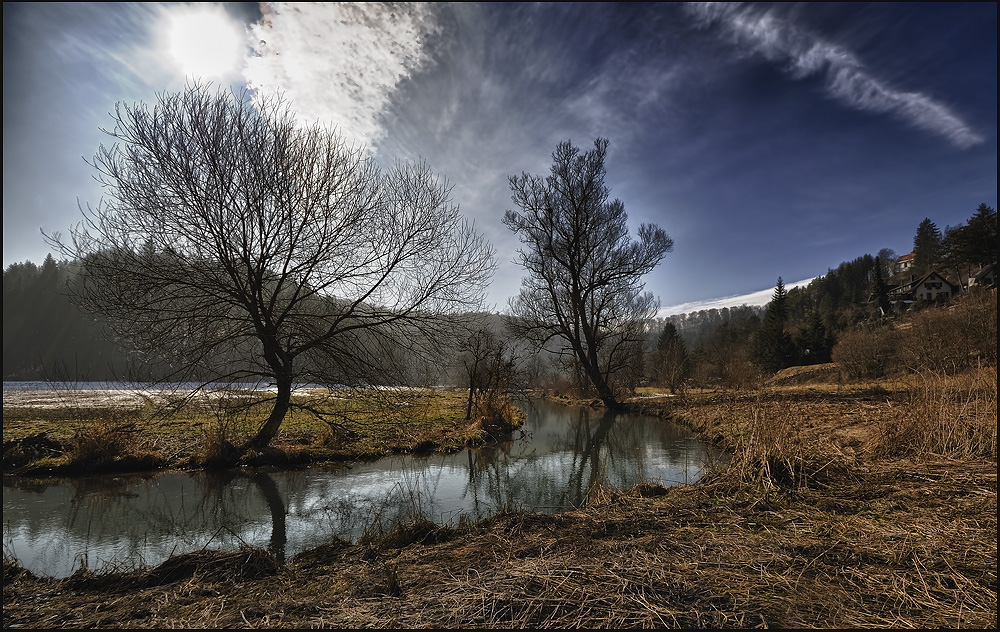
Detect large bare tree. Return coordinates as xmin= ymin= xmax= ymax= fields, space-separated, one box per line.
xmin=45 ymin=82 xmax=496 ymax=452
xmin=503 ymin=138 xmax=673 ymax=409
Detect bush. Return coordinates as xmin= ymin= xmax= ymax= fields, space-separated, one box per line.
xmin=69 ymin=421 xmax=163 ymax=473
xmin=831 ymin=325 xmax=898 ymax=380
xmin=894 ymin=288 xmax=997 ymax=373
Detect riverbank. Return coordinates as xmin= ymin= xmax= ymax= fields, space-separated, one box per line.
xmin=3 ymin=368 xmax=997 ymax=628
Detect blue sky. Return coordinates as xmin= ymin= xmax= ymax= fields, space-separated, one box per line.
xmin=3 ymin=2 xmax=996 ymax=316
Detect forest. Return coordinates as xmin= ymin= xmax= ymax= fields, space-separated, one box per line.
xmin=4 ymin=204 xmax=996 ymax=390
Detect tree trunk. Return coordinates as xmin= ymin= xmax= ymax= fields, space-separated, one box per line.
xmin=245 ymin=376 xmax=292 ymax=451
xmin=576 ymin=344 xmax=620 ymax=409
xmin=466 ymin=374 xmax=476 ymax=420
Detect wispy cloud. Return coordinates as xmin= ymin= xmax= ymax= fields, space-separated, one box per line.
xmin=659 ymin=277 xmax=816 ymax=318
xmin=243 ymin=2 xmax=440 ymax=149
xmin=683 ymin=2 xmax=984 ymax=149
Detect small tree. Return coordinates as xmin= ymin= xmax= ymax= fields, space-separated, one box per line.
xmin=503 ymin=138 xmax=674 ymax=408
xmin=45 ymin=82 xmax=496 ymax=454
xmin=458 ymin=324 xmax=521 ymax=439
xmin=651 ymin=321 xmax=688 ymax=393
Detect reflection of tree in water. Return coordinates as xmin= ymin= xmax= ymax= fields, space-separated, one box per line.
xmin=57 ymin=469 xmax=291 ymax=570
xmin=563 ymin=407 xmax=617 ymax=507
xmin=462 ymin=399 xmax=712 ymax=514
xmin=7 ymin=400 xmax=721 ymax=577
xmin=246 ymin=472 xmax=286 ymax=562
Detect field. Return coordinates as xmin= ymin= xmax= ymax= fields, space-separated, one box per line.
xmin=3 ymin=366 xmax=997 ymax=629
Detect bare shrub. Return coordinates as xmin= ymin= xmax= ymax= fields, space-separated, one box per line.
xmin=198 ymin=391 xmax=260 ymax=467
xmin=890 ymin=289 xmax=997 ymax=374
xmin=720 ymin=391 xmax=806 ymax=491
xmin=69 ymin=420 xmax=160 ymax=471
xmin=870 ymin=367 xmax=997 ymax=459
xmin=896 ymin=309 xmax=968 ymax=373
xmin=720 ymin=347 xmax=764 ymax=390
xmin=831 ymin=325 xmax=898 ymax=380
xmin=951 ymin=286 xmax=997 ymax=365
xmin=470 ymin=394 xmax=522 ymax=442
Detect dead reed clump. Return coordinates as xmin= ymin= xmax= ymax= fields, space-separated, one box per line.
xmin=722 ymin=391 xmax=808 ymax=492
xmin=68 ymin=420 xmax=164 ymax=473
xmin=871 ymin=366 xmax=998 ymax=459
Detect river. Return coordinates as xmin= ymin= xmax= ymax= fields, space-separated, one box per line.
xmin=3 ymin=394 xmax=724 ymax=578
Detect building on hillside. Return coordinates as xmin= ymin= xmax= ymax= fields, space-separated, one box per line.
xmin=888 ymin=270 xmax=960 ymax=310
xmin=966 ymin=263 xmax=996 ymax=290
xmin=894 ymin=252 xmax=915 ymax=275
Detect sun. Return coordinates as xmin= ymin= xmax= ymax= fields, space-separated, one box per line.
xmin=164 ymin=6 xmax=246 ymax=80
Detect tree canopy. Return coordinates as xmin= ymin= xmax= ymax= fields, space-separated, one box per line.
xmin=503 ymin=138 xmax=673 ymax=408
xmin=44 ymin=82 xmax=496 ymax=452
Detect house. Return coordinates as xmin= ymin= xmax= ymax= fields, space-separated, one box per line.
xmin=894 ymin=252 xmax=915 ymax=274
xmin=888 ymin=270 xmax=960 ymax=308
xmin=967 ymin=263 xmax=996 ymax=289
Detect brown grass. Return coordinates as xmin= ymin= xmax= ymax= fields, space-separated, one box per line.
xmin=2 ymin=387 xmax=517 ymax=475
xmin=3 ymin=371 xmax=997 ymax=629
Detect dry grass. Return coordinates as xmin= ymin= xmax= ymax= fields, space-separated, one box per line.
xmin=872 ymin=366 xmax=998 ymax=459
xmin=3 ymin=387 xmax=517 ymax=474
xmin=3 ymin=370 xmax=997 ymax=629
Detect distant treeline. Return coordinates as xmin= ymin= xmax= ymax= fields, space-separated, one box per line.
xmin=651 ymin=204 xmax=996 ymax=388
xmin=4 ymin=203 xmax=996 ymax=385
xmin=3 ymin=255 xmax=132 ymax=381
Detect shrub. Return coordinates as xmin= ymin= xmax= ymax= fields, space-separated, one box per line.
xmin=69 ymin=421 xmax=162 ymax=472
xmin=831 ymin=324 xmax=898 ymax=380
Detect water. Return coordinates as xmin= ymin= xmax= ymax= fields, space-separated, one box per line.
xmin=3 ymin=396 xmax=724 ymax=578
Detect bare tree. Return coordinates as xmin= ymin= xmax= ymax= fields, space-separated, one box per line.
xmin=651 ymin=321 xmax=688 ymax=394
xmin=503 ymin=138 xmax=673 ymax=409
xmin=45 ymin=82 xmax=496 ymax=453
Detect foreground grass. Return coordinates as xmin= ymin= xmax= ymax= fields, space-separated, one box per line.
xmin=3 ymin=387 xmax=512 ymax=474
xmin=3 ymin=368 xmax=997 ymax=629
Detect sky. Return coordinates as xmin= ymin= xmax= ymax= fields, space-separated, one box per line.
xmin=3 ymin=2 xmax=996 ymax=317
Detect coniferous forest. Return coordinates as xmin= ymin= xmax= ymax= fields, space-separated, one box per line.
xmin=4 ymin=205 xmax=996 ymax=386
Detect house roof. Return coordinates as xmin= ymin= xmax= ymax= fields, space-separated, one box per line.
xmin=972 ymin=263 xmax=996 ymax=283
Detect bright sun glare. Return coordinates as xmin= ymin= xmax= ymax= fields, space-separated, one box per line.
xmin=165 ymin=6 xmax=245 ymax=80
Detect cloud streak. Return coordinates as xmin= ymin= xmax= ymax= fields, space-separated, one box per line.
xmin=243 ymin=2 xmax=440 ymax=150
xmin=684 ymin=2 xmax=984 ymax=149
xmin=659 ymin=277 xmax=817 ymax=318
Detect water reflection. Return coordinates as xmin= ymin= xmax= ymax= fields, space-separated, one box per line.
xmin=3 ymin=398 xmax=724 ymax=578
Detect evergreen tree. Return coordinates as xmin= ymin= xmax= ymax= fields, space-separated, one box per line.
xmin=965 ymin=203 xmax=998 ymax=267
xmin=871 ymin=256 xmax=892 ymax=317
xmin=751 ymin=277 xmax=794 ymax=373
xmin=912 ymin=218 xmax=943 ymax=276
xmin=793 ymin=311 xmax=833 ymax=365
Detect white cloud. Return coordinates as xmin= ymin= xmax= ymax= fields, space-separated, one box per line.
xmin=243 ymin=2 xmax=440 ymax=150
xmin=659 ymin=277 xmax=816 ymax=317
xmin=683 ymin=2 xmax=984 ymax=149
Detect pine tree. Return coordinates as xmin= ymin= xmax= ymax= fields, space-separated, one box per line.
xmin=794 ymin=311 xmax=833 ymax=365
xmin=912 ymin=218 xmax=943 ymax=276
xmin=871 ymin=256 xmax=892 ymax=317
xmin=751 ymin=277 xmax=794 ymax=373
xmin=965 ymin=203 xmax=997 ymax=268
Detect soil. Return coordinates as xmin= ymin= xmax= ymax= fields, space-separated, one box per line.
xmin=2 ymin=378 xmax=997 ymax=629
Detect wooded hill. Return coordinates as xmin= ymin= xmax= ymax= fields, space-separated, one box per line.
xmin=5 ymin=205 xmax=995 ymax=385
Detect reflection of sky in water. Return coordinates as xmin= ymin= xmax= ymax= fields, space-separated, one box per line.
xmin=3 ymin=399 xmax=725 ymax=578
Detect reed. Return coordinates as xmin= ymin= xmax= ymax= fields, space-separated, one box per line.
xmin=872 ymin=365 xmax=998 ymax=459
